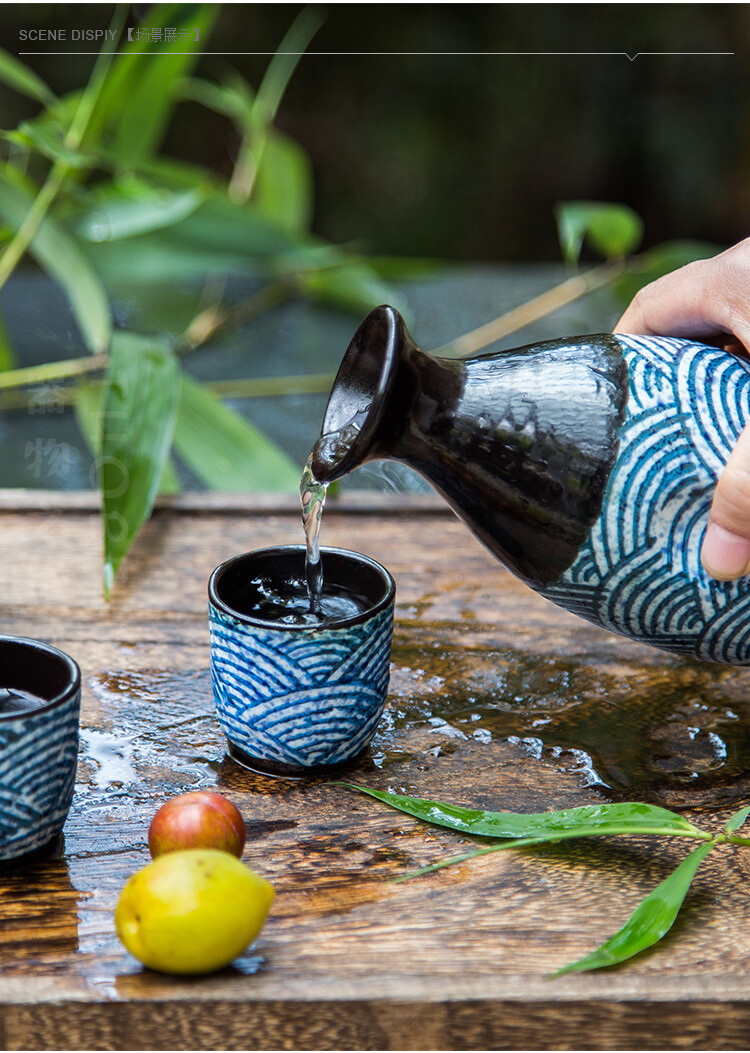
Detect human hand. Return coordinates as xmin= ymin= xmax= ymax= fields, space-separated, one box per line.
xmin=614 ymin=239 xmax=750 ymax=581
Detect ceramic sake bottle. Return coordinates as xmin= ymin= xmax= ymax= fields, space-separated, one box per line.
xmin=310 ymin=305 xmax=750 ymax=665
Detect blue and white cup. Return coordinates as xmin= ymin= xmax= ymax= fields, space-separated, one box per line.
xmin=208 ymin=546 xmax=395 ymax=777
xmin=0 ymin=636 xmax=81 ymax=861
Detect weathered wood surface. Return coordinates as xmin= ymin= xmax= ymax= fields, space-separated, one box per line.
xmin=3 ymin=493 xmax=750 ymax=1050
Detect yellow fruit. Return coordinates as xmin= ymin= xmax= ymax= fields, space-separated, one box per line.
xmin=115 ymin=849 xmax=274 ymax=974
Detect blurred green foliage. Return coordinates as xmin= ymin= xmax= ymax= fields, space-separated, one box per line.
xmin=194 ymin=5 xmax=743 ymax=262
xmin=555 ymin=202 xmax=644 ymax=266
xmin=0 ymin=4 xmax=734 ymax=592
xmin=0 ymin=4 xmax=412 ymax=594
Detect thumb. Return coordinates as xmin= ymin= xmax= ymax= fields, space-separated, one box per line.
xmin=701 ymin=424 xmax=750 ymax=580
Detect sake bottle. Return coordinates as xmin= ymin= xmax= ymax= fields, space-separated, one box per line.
xmin=310 ymin=305 xmax=750 ymax=665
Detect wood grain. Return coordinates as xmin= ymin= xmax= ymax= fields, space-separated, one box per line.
xmin=2 ymin=493 xmax=750 ymax=1050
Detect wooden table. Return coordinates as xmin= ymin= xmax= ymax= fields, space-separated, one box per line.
xmin=3 ymin=491 xmax=750 ymax=1051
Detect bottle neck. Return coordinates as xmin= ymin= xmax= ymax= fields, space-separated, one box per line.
xmin=387 ymin=336 xmax=629 ymax=588
xmin=312 ymin=307 xmax=628 ymax=589
xmin=311 ymin=306 xmax=407 ymax=483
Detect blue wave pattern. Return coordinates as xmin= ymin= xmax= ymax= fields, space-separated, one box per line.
xmin=210 ymin=603 xmax=394 ymax=768
xmin=543 ymin=334 xmax=750 ymax=663
xmin=0 ymin=690 xmax=79 ymax=859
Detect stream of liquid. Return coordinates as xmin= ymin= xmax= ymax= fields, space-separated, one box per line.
xmin=294 ymin=417 xmax=366 ymax=622
xmin=299 ymin=454 xmax=327 ymax=614
xmin=235 ymin=421 xmax=371 ymax=626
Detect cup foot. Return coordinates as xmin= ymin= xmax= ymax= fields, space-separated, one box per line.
xmin=227 ymin=741 xmax=366 ymax=780
xmin=0 ymin=832 xmax=64 ymax=869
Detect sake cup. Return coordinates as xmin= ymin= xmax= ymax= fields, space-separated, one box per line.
xmin=0 ymin=636 xmax=81 ymax=861
xmin=208 ymin=546 xmax=395 ymax=777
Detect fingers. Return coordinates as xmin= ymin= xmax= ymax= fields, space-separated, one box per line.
xmin=701 ymin=425 xmax=750 ymax=580
xmin=614 ymin=239 xmax=750 ymax=580
xmin=616 ymin=259 xmax=719 ymax=339
xmin=615 ymin=238 xmax=750 ymax=352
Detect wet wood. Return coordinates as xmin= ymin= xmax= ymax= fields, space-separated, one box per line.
xmin=3 ymin=493 xmax=750 ymax=1050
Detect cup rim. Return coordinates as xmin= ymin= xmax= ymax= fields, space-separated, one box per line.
xmin=208 ymin=545 xmax=396 ymax=631
xmin=0 ymin=635 xmax=81 ymax=722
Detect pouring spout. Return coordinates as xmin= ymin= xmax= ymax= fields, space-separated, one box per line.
xmin=311 ymin=305 xmax=407 ymax=483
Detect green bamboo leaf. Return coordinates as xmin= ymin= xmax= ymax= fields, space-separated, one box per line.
xmin=343 ymin=784 xmax=708 ymax=841
xmin=177 ymin=76 xmax=245 ymax=120
xmin=0 ymin=47 xmax=57 ymax=108
xmin=725 ymin=805 xmax=750 ymax=836
xmin=299 ymin=261 xmax=410 ymax=318
xmin=220 ymin=71 xmax=255 ymax=121
xmin=63 ymin=5 xmax=128 ymax=155
xmin=251 ymin=8 xmax=324 ymax=129
xmin=225 ymin=9 xmax=323 ymax=203
xmin=84 ymin=4 xmax=217 ymax=163
xmin=367 ymin=256 xmax=448 ymax=280
xmin=553 ymin=842 xmax=714 ymax=976
xmin=172 ymin=374 xmax=299 ymax=492
xmin=0 ymin=309 xmax=16 ymax=372
xmin=75 ymin=186 xmax=208 ymax=242
xmin=3 ymin=122 xmax=94 ymax=169
xmin=120 ymin=155 xmax=215 ymax=190
xmin=79 ymin=191 xmax=300 ymax=284
xmin=99 ymin=333 xmax=181 ymax=596
xmin=555 ymin=201 xmax=644 ymax=265
xmin=0 ymin=165 xmax=111 ymax=353
xmin=172 ymin=193 xmax=299 ymax=257
xmin=84 ymin=7 xmax=176 ymax=142
xmin=155 ymin=457 xmax=181 ymax=495
xmin=613 ymin=240 xmax=720 ymax=307
xmin=253 ymin=131 xmax=314 ymax=234
xmin=76 ymin=381 xmax=180 ymax=494
xmin=114 ymin=7 xmax=218 ymax=167
xmin=74 ymin=381 xmax=104 ymax=455
xmin=81 ymin=232 xmax=251 ymax=284
xmin=4 ymin=96 xmax=78 ymax=164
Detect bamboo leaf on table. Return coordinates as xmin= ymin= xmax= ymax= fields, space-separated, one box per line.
xmin=343 ymin=784 xmax=709 ymax=842
xmin=553 ymin=842 xmax=714 ymax=976
xmin=172 ymin=373 xmax=299 ymax=492
xmin=99 ymin=333 xmax=181 ymax=597
xmin=725 ymin=805 xmax=750 ymax=836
